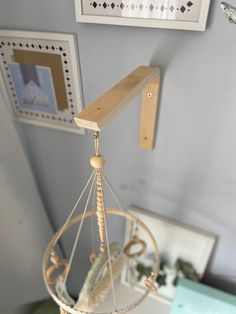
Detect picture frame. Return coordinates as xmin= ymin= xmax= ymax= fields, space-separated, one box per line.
xmin=75 ymin=0 xmax=212 ymax=31
xmin=121 ymin=207 xmax=216 ymax=304
xmin=0 ymin=30 xmax=84 ymax=134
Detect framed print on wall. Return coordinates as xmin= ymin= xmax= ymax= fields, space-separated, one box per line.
xmin=0 ymin=30 xmax=84 ymax=134
xmin=75 ymin=0 xmax=212 ymax=31
xmin=121 ymin=207 xmax=216 ymax=304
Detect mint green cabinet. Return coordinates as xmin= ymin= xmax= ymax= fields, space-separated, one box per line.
xmin=171 ymin=279 xmax=236 ymax=314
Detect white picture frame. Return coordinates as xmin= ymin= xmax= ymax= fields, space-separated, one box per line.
xmin=121 ymin=207 xmax=216 ymax=304
xmin=0 ymin=30 xmax=84 ymax=134
xmin=75 ymin=0 xmax=212 ymax=31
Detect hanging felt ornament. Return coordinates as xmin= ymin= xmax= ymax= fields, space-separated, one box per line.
xmin=220 ymin=2 xmax=236 ymax=23
xmin=75 ymin=242 xmax=126 ymax=312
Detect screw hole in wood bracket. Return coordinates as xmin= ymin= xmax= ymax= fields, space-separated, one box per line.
xmin=74 ymin=66 xmax=161 ymax=150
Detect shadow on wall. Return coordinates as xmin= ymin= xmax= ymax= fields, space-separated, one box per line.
xmin=207 ymin=0 xmax=217 ymax=28
xmin=203 ymin=274 xmax=236 ymax=295
xmin=147 ymin=27 xmax=201 ymax=156
xmin=150 ymin=35 xmax=188 ymax=76
xmin=149 ymin=0 xmax=217 ymax=75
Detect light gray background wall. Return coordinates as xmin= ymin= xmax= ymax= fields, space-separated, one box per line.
xmin=0 ymin=72 xmax=54 ymax=311
xmin=0 ymin=0 xmax=236 ymax=296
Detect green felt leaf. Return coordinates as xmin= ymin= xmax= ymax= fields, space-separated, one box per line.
xmin=156 ymin=273 xmax=167 ymax=286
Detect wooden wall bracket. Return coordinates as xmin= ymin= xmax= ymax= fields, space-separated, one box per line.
xmin=74 ymin=66 xmax=161 ymax=150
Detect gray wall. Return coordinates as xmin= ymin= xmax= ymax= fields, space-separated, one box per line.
xmin=1 ymin=0 xmax=236 ymax=296
xmin=0 ymin=68 xmax=54 ymax=311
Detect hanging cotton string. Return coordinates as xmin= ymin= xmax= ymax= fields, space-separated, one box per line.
xmin=94 ymin=131 xmax=100 ymax=156
xmin=101 ymin=172 xmax=118 ymax=311
xmin=62 ymin=171 xmax=97 ymax=290
xmin=101 ymin=172 xmax=125 ymax=211
xmin=55 ymin=169 xmax=96 ymax=245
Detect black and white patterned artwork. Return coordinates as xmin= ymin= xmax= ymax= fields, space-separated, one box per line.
xmin=82 ymin=0 xmax=201 ymax=21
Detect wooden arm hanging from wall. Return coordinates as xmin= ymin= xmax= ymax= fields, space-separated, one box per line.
xmin=74 ymin=66 xmax=161 ymax=150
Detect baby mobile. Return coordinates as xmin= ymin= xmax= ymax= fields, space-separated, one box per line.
xmin=43 ymin=66 xmax=161 ymax=314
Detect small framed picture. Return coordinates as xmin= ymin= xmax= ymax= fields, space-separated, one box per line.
xmin=121 ymin=207 xmax=216 ymax=304
xmin=0 ymin=30 xmax=84 ymax=134
xmin=75 ymin=0 xmax=212 ymax=31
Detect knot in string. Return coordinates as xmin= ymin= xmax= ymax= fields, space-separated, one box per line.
xmin=93 ymin=131 xmax=100 ymax=156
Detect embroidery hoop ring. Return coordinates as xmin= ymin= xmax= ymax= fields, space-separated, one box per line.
xmin=124 ymin=235 xmax=147 ymax=258
xmin=43 ymin=208 xmax=160 ymax=314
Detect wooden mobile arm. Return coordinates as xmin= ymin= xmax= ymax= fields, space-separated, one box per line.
xmin=74 ymin=66 xmax=161 ymax=150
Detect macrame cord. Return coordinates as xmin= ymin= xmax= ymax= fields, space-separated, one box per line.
xmin=45 ymin=132 xmax=158 ymax=314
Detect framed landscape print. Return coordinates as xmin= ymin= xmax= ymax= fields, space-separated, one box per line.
xmin=121 ymin=207 xmax=216 ymax=304
xmin=75 ymin=0 xmax=212 ymax=31
xmin=0 ymin=30 xmax=84 ymax=134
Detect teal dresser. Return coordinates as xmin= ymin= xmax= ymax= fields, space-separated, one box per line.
xmin=171 ymin=278 xmax=236 ymax=314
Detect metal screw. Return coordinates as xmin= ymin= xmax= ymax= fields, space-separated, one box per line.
xmin=147 ymin=93 xmax=152 ymax=98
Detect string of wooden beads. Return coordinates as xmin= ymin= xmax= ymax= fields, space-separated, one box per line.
xmin=95 ymin=169 xmax=106 ymax=253
xmin=90 ymin=131 xmax=107 ymax=253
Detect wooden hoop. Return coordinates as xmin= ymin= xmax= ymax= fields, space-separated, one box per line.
xmin=60 ymin=307 xmax=69 ymax=314
xmin=43 ymin=209 xmax=160 ymax=314
xmin=124 ymin=235 xmax=147 ymax=258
